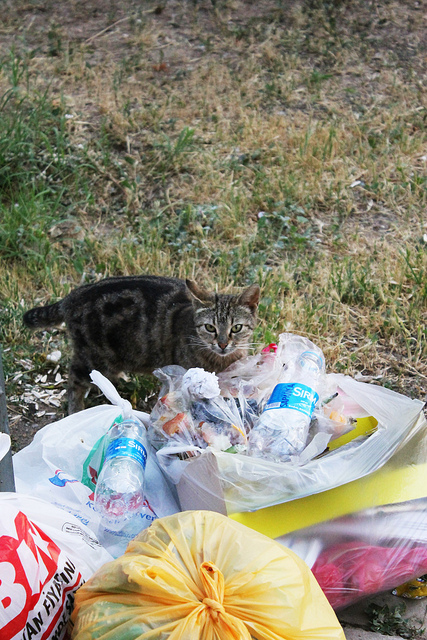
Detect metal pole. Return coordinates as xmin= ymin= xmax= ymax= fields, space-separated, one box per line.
xmin=0 ymin=346 xmax=15 ymax=491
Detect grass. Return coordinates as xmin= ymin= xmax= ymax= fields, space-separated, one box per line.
xmin=366 ymin=602 xmax=426 ymax=639
xmin=0 ymin=0 xmax=426 ymax=428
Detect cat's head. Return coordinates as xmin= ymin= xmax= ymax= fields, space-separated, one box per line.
xmin=186 ymin=280 xmax=260 ymax=364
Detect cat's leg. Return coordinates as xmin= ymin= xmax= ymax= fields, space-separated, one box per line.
xmin=67 ymin=358 xmax=91 ymax=414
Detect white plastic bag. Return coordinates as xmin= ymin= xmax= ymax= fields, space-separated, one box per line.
xmin=12 ymin=372 xmax=179 ymax=557
xmin=0 ymin=432 xmax=11 ymax=462
xmin=157 ymin=372 xmax=426 ymax=514
xmin=0 ymin=493 xmax=113 ymax=640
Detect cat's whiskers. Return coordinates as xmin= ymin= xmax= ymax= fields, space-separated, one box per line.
xmin=187 ymin=337 xmax=213 ymax=351
xmin=232 ymin=341 xmax=257 ymax=350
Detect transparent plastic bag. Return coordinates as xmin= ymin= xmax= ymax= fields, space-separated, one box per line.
xmin=70 ymin=510 xmax=345 ymax=640
xmin=150 ymin=335 xmax=333 ymax=465
xmin=219 ymin=333 xmax=366 ymax=460
xmin=280 ymin=497 xmax=427 ymax=610
xmin=217 ymin=342 xmax=281 ymax=404
xmin=148 ymin=366 xmax=251 ymax=453
xmin=218 ymin=334 xmax=326 ymax=404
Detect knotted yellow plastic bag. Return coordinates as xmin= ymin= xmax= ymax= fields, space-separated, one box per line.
xmin=70 ymin=510 xmax=344 ymax=640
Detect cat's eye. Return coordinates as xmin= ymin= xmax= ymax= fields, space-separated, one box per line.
xmin=204 ymin=323 xmax=216 ymax=333
xmin=231 ymin=324 xmax=243 ymax=333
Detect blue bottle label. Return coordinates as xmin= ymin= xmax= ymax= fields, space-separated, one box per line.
xmin=104 ymin=438 xmax=147 ymax=469
xmin=264 ymin=383 xmax=319 ymax=417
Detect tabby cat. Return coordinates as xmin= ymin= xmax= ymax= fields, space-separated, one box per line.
xmin=23 ymin=276 xmax=260 ymax=413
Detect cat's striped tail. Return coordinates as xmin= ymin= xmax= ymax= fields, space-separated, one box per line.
xmin=23 ymin=301 xmax=65 ymax=329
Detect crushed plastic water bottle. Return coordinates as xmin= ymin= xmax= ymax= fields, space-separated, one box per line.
xmin=94 ymin=416 xmax=148 ymax=531
xmin=248 ymin=339 xmax=325 ymax=463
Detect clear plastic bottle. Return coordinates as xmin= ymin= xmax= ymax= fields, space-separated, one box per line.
xmin=94 ymin=417 xmax=148 ymax=530
xmin=248 ymin=350 xmax=325 ymax=462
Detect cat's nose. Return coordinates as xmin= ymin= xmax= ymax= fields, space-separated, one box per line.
xmin=218 ymin=342 xmax=228 ymax=351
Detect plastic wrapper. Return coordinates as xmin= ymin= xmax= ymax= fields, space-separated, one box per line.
xmin=313 ymin=379 xmax=371 ymax=442
xmin=0 ymin=493 xmax=113 ymax=640
xmin=149 ymin=365 xmax=253 ymax=453
xmin=70 ymin=510 xmax=345 ymax=640
xmin=279 ymin=497 xmax=427 ymax=610
xmin=393 ymin=574 xmax=427 ymax=599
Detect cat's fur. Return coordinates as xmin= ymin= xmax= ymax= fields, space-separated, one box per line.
xmin=23 ymin=276 xmax=260 ymax=413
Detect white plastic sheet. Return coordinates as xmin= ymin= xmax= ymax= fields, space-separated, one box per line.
xmin=0 ymin=431 xmax=11 ymax=462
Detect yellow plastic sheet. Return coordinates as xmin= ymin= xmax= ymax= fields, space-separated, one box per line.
xmin=230 ymin=461 xmax=427 ymax=540
xmin=70 ymin=510 xmax=345 ymax=640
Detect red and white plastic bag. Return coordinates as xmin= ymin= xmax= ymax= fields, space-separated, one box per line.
xmin=0 ymin=493 xmax=112 ymax=640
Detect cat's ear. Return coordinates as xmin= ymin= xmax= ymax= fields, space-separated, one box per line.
xmin=185 ymin=279 xmax=214 ymax=305
xmin=237 ymin=284 xmax=260 ymax=311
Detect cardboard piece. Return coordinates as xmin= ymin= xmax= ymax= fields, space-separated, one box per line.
xmin=177 ymin=450 xmax=227 ymax=515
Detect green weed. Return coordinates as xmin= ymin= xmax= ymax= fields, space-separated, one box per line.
xmin=366 ymin=602 xmax=425 ymax=639
xmin=0 ymin=190 xmax=63 ymax=266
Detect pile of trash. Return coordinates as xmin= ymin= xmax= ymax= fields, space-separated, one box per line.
xmin=148 ymin=333 xmax=371 ymax=464
xmin=2 ymin=332 xmax=427 ymax=640
xmin=148 ymin=334 xmax=425 ymax=515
